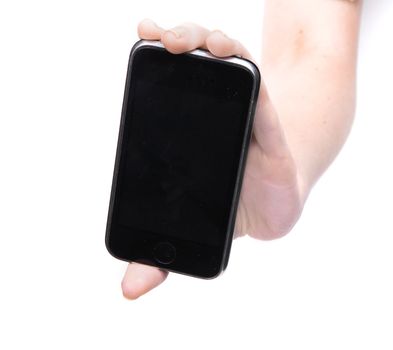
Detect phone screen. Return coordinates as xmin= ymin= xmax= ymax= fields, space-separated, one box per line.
xmin=107 ymin=44 xmax=257 ymax=277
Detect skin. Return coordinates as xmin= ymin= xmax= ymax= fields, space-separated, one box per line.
xmin=121 ymin=0 xmax=363 ymax=299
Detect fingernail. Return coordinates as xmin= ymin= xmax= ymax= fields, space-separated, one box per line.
xmin=142 ymin=18 xmax=157 ymax=27
xmin=150 ymin=20 xmax=160 ymax=29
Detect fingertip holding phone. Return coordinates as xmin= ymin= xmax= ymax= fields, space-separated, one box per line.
xmin=106 ymin=40 xmax=260 ymax=278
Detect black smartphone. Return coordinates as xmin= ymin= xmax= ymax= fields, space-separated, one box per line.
xmin=106 ymin=40 xmax=260 ymax=278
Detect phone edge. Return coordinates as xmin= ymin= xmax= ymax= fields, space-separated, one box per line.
xmin=105 ymin=40 xmax=261 ymax=279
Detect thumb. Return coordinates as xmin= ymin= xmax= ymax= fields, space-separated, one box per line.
xmin=121 ymin=263 xmax=168 ymax=300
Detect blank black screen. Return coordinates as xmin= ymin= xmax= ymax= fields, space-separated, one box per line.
xmin=113 ymin=47 xmax=254 ymax=247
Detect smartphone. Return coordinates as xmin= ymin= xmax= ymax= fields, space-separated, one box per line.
xmin=106 ymin=40 xmax=260 ymax=278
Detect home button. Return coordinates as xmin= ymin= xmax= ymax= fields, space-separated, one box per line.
xmin=153 ymin=242 xmax=176 ymax=265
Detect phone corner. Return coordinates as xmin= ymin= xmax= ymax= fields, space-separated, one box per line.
xmin=130 ymin=39 xmax=162 ymax=57
xmin=200 ymin=269 xmax=225 ymax=280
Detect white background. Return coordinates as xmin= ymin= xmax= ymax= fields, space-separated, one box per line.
xmin=0 ymin=1 xmax=392 ymax=349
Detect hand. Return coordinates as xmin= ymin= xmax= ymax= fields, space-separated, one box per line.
xmin=121 ymin=19 xmax=304 ymax=299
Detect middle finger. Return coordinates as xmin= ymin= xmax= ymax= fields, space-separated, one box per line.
xmin=161 ymin=22 xmax=210 ymax=54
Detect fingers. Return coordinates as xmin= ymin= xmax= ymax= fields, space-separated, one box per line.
xmin=137 ymin=18 xmax=164 ymax=40
xmin=121 ymin=263 xmax=168 ymax=300
xmin=205 ymin=30 xmax=252 ymax=59
xmin=137 ymin=19 xmax=252 ymax=59
xmin=161 ymin=23 xmax=210 ymax=54
xmin=138 ymin=19 xmax=210 ymax=54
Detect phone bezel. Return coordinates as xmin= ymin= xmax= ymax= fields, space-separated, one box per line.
xmin=105 ymin=40 xmax=260 ymax=278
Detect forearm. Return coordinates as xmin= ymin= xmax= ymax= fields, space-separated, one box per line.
xmin=261 ymin=0 xmax=362 ymax=196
